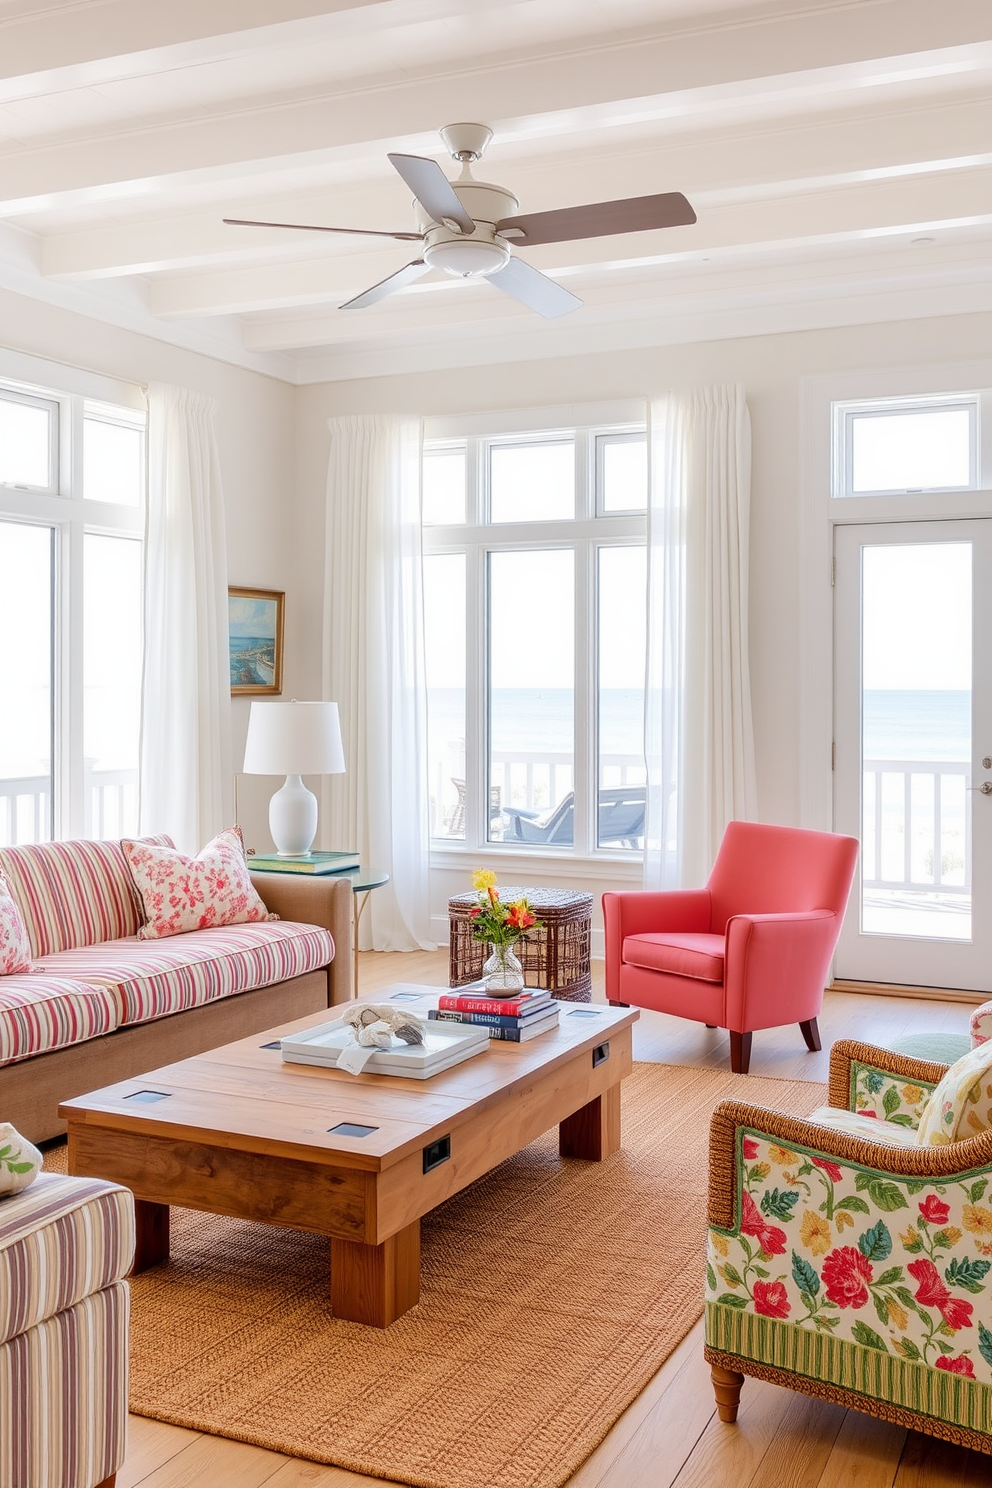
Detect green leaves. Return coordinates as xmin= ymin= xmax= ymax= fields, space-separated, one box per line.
xmin=864 ymin=1070 xmax=885 ymax=1095
xmin=853 ymin=1173 xmax=909 ymax=1212
xmin=858 ymin=1222 xmax=893 ymax=1262
xmin=895 ymin=1337 xmax=922 ymax=1362
xmin=706 ymin=1263 xmax=718 ymax=1292
xmin=836 ymin=1195 xmax=870 ymax=1215
xmin=944 ymin=1257 xmax=991 ymax=1295
xmin=792 ymin=1251 xmax=819 ymax=1298
xmin=852 ymin=1322 xmax=889 ymax=1352
xmin=717 ymin=1294 xmax=749 ymax=1309
xmin=888 ymin=1113 xmax=915 ymax=1128
xmin=760 ymin=1188 xmax=800 ymax=1221
xmin=882 ymin=1087 xmax=902 ymax=1119
xmin=969 ymin=1178 xmax=989 ymax=1204
xmin=978 ymin=1322 xmax=992 ymax=1369
xmin=721 ymin=1263 xmax=743 ymax=1286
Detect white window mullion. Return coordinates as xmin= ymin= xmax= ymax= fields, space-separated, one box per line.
xmin=466 ymin=539 xmax=486 ymax=848
xmin=573 ymin=536 xmax=594 ymax=855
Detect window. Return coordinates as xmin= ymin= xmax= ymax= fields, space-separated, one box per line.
xmin=0 ymin=375 xmax=145 ymax=846
xmin=833 ymin=395 xmax=979 ymax=497
xmin=423 ymin=418 xmax=647 ymax=855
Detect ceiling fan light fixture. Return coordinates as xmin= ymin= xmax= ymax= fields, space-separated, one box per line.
xmin=424 ymin=237 xmax=511 ymax=277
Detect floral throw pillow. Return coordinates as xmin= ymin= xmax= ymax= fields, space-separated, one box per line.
xmin=0 ymin=1123 xmax=43 ymax=1197
xmin=0 ymin=872 xmax=33 ymax=974
xmin=123 ymin=826 xmax=275 ymax=940
xmin=916 ymin=1039 xmax=992 ymax=1146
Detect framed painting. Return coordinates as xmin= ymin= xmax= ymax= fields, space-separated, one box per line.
xmin=228 ymin=587 xmax=284 ymax=696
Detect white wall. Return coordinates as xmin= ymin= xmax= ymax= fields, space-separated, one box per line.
xmin=0 ymin=285 xmax=297 ymax=852
xmin=295 ymin=308 xmax=992 ymax=941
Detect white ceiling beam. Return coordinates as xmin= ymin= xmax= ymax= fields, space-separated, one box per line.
xmin=0 ymin=0 xmax=989 ymax=215
xmin=147 ymin=165 xmax=992 ymax=320
xmin=0 ymin=0 xmax=387 ymax=97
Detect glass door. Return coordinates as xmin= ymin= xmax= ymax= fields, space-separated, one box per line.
xmin=834 ymin=520 xmax=992 ymax=990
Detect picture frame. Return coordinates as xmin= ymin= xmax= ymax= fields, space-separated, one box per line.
xmin=228 ymin=586 xmax=284 ymax=696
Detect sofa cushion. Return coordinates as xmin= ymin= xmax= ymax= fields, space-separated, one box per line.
xmin=123 ymin=826 xmax=273 ymax=940
xmin=0 ymin=1172 xmax=134 ymax=1346
xmin=0 ymin=873 xmax=32 ymax=975
xmin=0 ymin=976 xmax=122 ymax=1067
xmin=36 ymin=920 xmax=335 ymax=1026
xmin=0 ymin=836 xmax=172 ymax=958
xmin=806 ymin=1105 xmax=920 ymax=1148
xmin=622 ymin=931 xmax=726 ymax=982
xmin=916 ymin=1039 xmax=992 ymax=1147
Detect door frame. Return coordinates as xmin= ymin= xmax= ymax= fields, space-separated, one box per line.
xmin=799 ymin=363 xmax=992 ymax=989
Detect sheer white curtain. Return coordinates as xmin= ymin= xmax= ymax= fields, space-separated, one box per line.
xmin=644 ymin=384 xmax=757 ymax=888
xmin=139 ymin=384 xmax=232 ymax=853
xmin=322 ymin=415 xmax=433 ymax=950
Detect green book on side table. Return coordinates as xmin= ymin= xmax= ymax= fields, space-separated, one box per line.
xmin=247 ymin=851 xmax=361 ymax=875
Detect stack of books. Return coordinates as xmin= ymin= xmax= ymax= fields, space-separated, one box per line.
xmin=428 ymin=987 xmax=559 ymax=1042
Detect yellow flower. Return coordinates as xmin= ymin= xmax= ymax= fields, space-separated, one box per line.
xmin=901 ymin=1085 xmax=923 ymax=1106
xmin=800 ymin=1211 xmax=832 ymax=1256
xmin=975 ymin=1241 xmax=992 ymax=1257
xmin=963 ymin=1205 xmax=992 ymax=1235
xmin=712 ymin=1235 xmax=729 ymax=1258
xmin=900 ymin=1226 xmax=920 ymax=1249
xmin=471 ymin=868 xmax=498 ymax=891
xmin=768 ymin=1145 xmax=793 ymax=1165
xmin=752 ymin=1162 xmax=771 ymax=1180
xmin=836 ymin=1211 xmax=855 ymax=1232
xmin=941 ymin=1227 xmax=963 ymax=1248
xmin=886 ymin=1300 xmax=908 ymax=1331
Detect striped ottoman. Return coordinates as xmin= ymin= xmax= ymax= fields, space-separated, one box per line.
xmin=0 ymin=1172 xmax=135 ymax=1488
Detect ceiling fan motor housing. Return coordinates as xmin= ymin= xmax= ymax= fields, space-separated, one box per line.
xmin=418 ymin=179 xmax=520 ymax=277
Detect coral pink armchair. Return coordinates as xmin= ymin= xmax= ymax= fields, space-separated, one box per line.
xmin=602 ymin=821 xmax=858 ymax=1074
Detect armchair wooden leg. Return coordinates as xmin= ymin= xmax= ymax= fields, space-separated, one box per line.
xmin=711 ymin=1363 xmax=744 ymax=1423
xmin=729 ymin=1031 xmax=752 ymax=1074
xmin=800 ymin=1017 xmax=822 ymax=1052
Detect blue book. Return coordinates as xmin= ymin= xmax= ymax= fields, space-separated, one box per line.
xmin=428 ymin=1003 xmax=552 ymax=1030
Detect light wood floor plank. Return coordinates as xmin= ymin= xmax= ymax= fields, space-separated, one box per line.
xmin=815 ymin=1409 xmax=905 ymax=1488
xmin=118 ymin=948 xmax=989 ymax=1487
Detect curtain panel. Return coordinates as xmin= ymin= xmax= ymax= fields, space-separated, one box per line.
xmin=645 ymin=384 xmax=757 ymax=888
xmin=322 ymin=414 xmax=433 ymax=951
xmin=140 ymin=384 xmax=232 ymax=854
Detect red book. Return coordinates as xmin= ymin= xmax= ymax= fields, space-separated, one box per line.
xmin=437 ymin=991 xmax=553 ymax=1017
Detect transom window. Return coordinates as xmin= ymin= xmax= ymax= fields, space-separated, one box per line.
xmin=423 ymin=419 xmax=647 ymax=856
xmin=0 ymin=374 xmax=145 ymax=846
xmin=833 ymin=394 xmax=980 ymax=498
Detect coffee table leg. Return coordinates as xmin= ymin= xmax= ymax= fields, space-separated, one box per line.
xmin=132 ymin=1200 xmax=170 ymax=1272
xmin=330 ymin=1219 xmax=420 ymax=1327
xmin=559 ymin=1085 xmax=621 ymax=1161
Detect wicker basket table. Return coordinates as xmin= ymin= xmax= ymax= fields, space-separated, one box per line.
xmin=448 ymin=887 xmax=593 ymax=1002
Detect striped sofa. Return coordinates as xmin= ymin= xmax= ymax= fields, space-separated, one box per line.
xmin=0 ymin=838 xmax=354 ymax=1142
xmin=1 ymin=1171 xmax=134 ymax=1488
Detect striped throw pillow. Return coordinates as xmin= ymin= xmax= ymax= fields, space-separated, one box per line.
xmin=0 ymin=874 xmax=32 ymax=976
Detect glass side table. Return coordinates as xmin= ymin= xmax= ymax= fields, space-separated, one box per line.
xmin=333 ymin=867 xmax=389 ymax=995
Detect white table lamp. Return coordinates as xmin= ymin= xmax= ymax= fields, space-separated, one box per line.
xmin=242 ymin=700 xmax=346 ymax=857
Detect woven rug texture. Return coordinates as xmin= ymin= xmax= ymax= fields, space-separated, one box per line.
xmin=47 ymin=1062 xmax=825 ymax=1488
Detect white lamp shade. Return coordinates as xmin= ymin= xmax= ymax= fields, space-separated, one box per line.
xmin=242 ymin=700 xmax=346 ymax=776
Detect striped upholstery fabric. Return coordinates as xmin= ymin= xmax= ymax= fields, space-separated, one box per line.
xmin=0 ymin=1282 xmax=129 ymax=1488
xmin=0 ymin=836 xmax=172 ymax=959
xmin=0 ymin=1173 xmax=134 ymax=1346
xmin=0 ymin=977 xmax=121 ymax=1067
xmin=36 ymin=920 xmax=335 ymax=1026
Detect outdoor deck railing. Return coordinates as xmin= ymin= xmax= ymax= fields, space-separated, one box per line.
xmin=861 ymin=758 xmax=970 ymax=895
xmin=0 ymin=767 xmax=138 ymax=847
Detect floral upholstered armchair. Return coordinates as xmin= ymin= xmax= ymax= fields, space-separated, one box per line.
xmin=704 ymin=1037 xmax=992 ymax=1454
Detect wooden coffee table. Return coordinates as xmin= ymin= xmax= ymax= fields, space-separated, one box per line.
xmin=60 ymin=988 xmax=638 ymax=1327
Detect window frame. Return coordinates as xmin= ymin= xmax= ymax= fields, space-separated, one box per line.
xmin=423 ymin=410 xmax=647 ymax=862
xmin=832 ymin=392 xmax=982 ymax=499
xmin=0 ymin=371 xmax=146 ymax=844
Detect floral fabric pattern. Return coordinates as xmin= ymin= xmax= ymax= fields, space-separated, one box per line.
xmin=851 ymin=1060 xmax=934 ymax=1128
xmin=916 ymin=1042 xmax=992 ymax=1147
xmin=123 ymin=827 xmax=274 ymax=940
xmin=0 ymin=1122 xmax=42 ymax=1195
xmin=805 ymin=1105 xmax=918 ymax=1148
xmin=971 ymin=1000 xmax=992 ymax=1049
xmin=706 ymin=1130 xmax=992 ymax=1385
xmin=0 ymin=873 xmax=33 ymax=976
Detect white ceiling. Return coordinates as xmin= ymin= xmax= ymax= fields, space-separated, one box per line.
xmin=1 ymin=0 xmax=990 ymax=383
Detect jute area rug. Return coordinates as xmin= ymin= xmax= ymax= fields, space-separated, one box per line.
xmin=49 ymin=1063 xmax=825 ymax=1488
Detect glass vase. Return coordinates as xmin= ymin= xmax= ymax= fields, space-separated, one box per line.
xmin=483 ymin=943 xmax=525 ymax=996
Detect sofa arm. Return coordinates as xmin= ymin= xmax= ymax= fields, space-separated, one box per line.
xmin=249 ymin=870 xmax=354 ymax=1004
xmin=827 ymin=1039 xmax=948 ymax=1126
xmin=723 ymin=910 xmax=837 ymax=1031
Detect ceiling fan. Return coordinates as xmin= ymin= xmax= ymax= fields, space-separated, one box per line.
xmin=224 ymin=123 xmax=696 ymax=319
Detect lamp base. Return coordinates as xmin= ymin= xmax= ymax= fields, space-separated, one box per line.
xmin=269 ymin=774 xmax=318 ymax=857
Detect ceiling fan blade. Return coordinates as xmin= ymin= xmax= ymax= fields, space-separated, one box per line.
xmin=496 ymin=192 xmax=696 ymax=246
xmin=386 ymin=154 xmax=475 ymax=234
xmin=487 ymin=257 xmax=582 ymax=318
xmin=339 ymin=259 xmax=431 ymax=310
xmin=223 ymin=217 xmax=422 ymax=242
